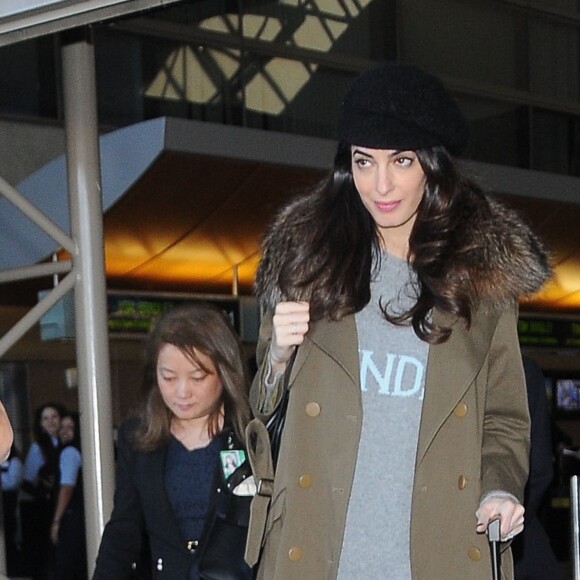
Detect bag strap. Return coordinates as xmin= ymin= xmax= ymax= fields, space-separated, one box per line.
xmin=244 ymin=419 xmax=274 ymax=566
xmin=244 ymin=349 xmax=298 ymax=566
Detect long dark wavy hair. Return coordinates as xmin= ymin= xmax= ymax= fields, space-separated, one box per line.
xmin=275 ymin=141 xmax=491 ymax=344
xmin=133 ymin=303 xmax=251 ymax=451
xmin=31 ymin=401 xmax=65 ymax=481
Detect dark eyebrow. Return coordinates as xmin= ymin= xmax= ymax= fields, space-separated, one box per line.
xmin=351 ymin=148 xmax=372 ymax=158
xmin=351 ymin=148 xmax=407 ymax=158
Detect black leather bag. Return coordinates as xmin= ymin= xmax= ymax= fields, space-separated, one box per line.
xmin=265 ymin=349 xmax=297 ymax=468
xmin=196 ymin=460 xmax=254 ymax=580
xmin=265 ymin=381 xmax=289 ymax=469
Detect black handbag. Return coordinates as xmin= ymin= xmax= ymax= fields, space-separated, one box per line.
xmin=196 ymin=446 xmax=254 ymax=580
xmin=265 ymin=349 xmax=297 ymax=468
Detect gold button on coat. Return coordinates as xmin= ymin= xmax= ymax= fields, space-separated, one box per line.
xmin=305 ymin=402 xmax=320 ymax=417
xmin=454 ymin=402 xmax=468 ymax=417
xmin=458 ymin=475 xmax=467 ymax=490
xmin=468 ymin=547 xmax=482 ymax=561
xmin=299 ymin=474 xmax=313 ymax=488
xmin=288 ymin=546 xmax=302 ymax=561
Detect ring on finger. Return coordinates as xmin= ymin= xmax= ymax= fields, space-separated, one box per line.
xmin=292 ymin=322 xmax=298 ymax=335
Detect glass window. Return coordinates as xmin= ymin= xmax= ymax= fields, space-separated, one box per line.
xmin=139 ymin=35 xmax=244 ymax=125
xmin=531 ymin=109 xmax=572 ymax=174
xmin=529 ymin=0 xmax=580 ymax=18
xmin=146 ymin=0 xmax=241 ymax=29
xmin=96 ymin=34 xmax=144 ymax=127
xmin=457 ymin=95 xmax=530 ymax=168
xmin=242 ymin=61 xmax=353 ymax=139
xmin=0 ymin=37 xmax=58 ymax=119
xmin=256 ymin=0 xmax=397 ymax=62
xmin=399 ymin=0 xmax=528 ymax=90
xmin=528 ymin=18 xmax=579 ymax=102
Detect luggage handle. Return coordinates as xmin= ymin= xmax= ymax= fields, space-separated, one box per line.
xmin=487 ymin=516 xmax=501 ymax=580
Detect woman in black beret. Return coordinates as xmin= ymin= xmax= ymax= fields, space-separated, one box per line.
xmin=246 ymin=62 xmax=552 ymax=579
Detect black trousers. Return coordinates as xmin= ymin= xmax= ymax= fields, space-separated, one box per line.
xmin=20 ymin=497 xmax=55 ymax=580
xmin=54 ymin=508 xmax=87 ymax=580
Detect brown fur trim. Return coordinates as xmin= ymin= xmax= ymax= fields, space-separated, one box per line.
xmin=255 ymin=193 xmax=552 ymax=313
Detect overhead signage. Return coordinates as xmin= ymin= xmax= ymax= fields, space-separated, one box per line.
xmin=518 ymin=316 xmax=580 ymax=348
xmin=107 ymin=293 xmax=241 ymax=336
xmin=39 ymin=290 xmax=257 ymax=341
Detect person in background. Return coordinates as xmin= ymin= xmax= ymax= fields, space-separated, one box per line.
xmin=93 ymin=303 xmax=253 ymax=579
xmin=512 ymin=356 xmax=562 ymax=580
xmin=51 ymin=411 xmax=86 ymax=580
xmin=0 ymin=399 xmax=13 ymax=462
xmin=21 ymin=401 xmax=65 ymax=579
xmin=248 ymin=62 xmax=552 ymax=579
xmin=1 ymin=441 xmax=24 ymax=576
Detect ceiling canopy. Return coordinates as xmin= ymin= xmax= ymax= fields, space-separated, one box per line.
xmin=1 ymin=117 xmax=579 ymax=316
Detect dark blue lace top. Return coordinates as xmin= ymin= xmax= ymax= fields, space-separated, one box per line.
xmin=165 ymin=435 xmax=221 ymax=580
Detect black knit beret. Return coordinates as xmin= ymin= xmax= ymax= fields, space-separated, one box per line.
xmin=337 ymin=62 xmax=469 ymax=155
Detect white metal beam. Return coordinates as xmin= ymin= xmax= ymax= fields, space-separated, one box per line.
xmin=0 ymin=0 xmax=185 ymax=47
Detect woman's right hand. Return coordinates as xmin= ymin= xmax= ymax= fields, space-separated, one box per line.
xmin=270 ymin=301 xmax=310 ymax=374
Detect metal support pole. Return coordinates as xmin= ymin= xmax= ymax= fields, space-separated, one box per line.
xmin=61 ymin=28 xmax=115 ymax=576
xmin=232 ymin=264 xmax=239 ymax=297
xmin=572 ymin=475 xmax=580 ymax=580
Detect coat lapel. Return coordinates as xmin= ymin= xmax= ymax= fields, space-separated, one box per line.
xmin=291 ymin=314 xmax=359 ymax=387
xmin=288 ymin=309 xmax=491 ymax=465
xmin=416 ymin=309 xmax=493 ymax=463
xmin=141 ymin=443 xmax=186 ymax=543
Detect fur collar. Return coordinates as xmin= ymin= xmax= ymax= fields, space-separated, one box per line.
xmin=255 ymin=192 xmax=552 ymax=313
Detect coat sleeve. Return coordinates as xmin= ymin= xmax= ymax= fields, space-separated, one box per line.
xmin=93 ymin=420 xmax=147 ymax=580
xmin=249 ymin=310 xmax=285 ymax=419
xmin=480 ymin=306 xmax=531 ymax=503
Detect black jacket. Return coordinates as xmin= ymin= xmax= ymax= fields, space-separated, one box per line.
xmin=93 ymin=419 xmax=250 ymax=579
xmin=512 ymin=357 xmax=562 ymax=580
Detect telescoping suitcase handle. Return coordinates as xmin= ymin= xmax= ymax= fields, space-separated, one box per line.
xmin=487 ymin=516 xmax=501 ymax=580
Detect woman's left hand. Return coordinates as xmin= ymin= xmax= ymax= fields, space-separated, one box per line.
xmin=475 ymin=496 xmax=525 ymax=541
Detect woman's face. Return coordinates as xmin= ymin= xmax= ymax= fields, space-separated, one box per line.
xmin=59 ymin=417 xmax=76 ymax=445
xmin=156 ymin=343 xmax=223 ymax=425
xmin=41 ymin=406 xmax=61 ymax=438
xmin=351 ymin=146 xmax=426 ymax=251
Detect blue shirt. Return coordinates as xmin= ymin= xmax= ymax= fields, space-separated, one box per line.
xmin=23 ymin=437 xmax=59 ymax=483
xmin=1 ymin=457 xmax=23 ymax=491
xmin=59 ymin=446 xmax=82 ymax=486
